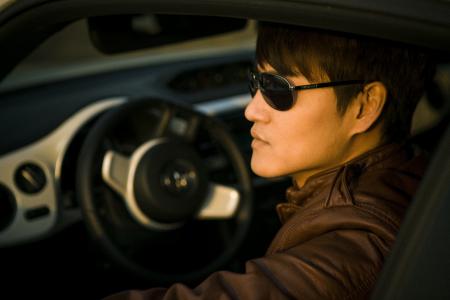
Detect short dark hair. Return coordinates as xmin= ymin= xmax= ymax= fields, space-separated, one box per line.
xmin=256 ymin=22 xmax=435 ymax=143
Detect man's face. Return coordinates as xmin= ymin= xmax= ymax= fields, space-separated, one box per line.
xmin=244 ymin=64 xmax=356 ymax=185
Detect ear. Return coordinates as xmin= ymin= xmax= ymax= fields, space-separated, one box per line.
xmin=349 ymin=81 xmax=387 ymax=135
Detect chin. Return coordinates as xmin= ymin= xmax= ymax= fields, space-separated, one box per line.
xmin=251 ymin=157 xmax=286 ymax=178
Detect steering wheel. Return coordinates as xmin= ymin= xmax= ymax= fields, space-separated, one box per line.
xmin=76 ymin=98 xmax=253 ymax=284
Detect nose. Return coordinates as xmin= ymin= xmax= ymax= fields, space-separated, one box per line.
xmin=245 ymin=90 xmax=270 ymax=123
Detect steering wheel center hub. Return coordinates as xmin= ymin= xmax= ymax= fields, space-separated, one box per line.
xmin=132 ymin=139 xmax=207 ymax=224
xmin=160 ymin=159 xmax=198 ymax=196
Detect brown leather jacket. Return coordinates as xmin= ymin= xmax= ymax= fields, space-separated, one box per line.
xmin=104 ymin=143 xmax=427 ymax=300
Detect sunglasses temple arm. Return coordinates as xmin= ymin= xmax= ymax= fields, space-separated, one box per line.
xmin=294 ymin=80 xmax=365 ymax=91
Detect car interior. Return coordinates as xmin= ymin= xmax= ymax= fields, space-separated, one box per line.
xmin=0 ymin=1 xmax=449 ymax=299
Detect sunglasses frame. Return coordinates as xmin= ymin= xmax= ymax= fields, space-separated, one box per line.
xmin=249 ymin=70 xmax=365 ymax=111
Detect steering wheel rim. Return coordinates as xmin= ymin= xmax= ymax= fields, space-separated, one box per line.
xmin=76 ymin=98 xmax=253 ymax=283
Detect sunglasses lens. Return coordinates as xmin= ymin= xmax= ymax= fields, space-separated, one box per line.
xmin=260 ymin=74 xmax=293 ymax=111
xmin=248 ymin=77 xmax=257 ymax=97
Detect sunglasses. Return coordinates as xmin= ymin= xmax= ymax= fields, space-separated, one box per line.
xmin=248 ymin=70 xmax=365 ymax=111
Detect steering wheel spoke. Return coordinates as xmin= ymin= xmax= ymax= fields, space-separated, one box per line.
xmin=197 ymin=183 xmax=240 ymax=219
xmin=101 ymin=150 xmax=130 ymax=198
xmin=154 ymin=104 xmax=174 ymax=138
xmin=153 ymin=104 xmax=201 ymax=143
xmin=182 ymin=114 xmax=201 ymax=142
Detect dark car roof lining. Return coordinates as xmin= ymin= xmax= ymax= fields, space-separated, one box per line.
xmin=3 ymin=0 xmax=449 ymax=26
xmin=2 ymin=0 xmax=449 ymax=45
xmin=1 ymin=0 xmax=450 ymax=81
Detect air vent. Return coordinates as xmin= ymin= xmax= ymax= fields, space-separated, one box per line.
xmin=168 ymin=61 xmax=252 ymax=93
xmin=14 ymin=163 xmax=47 ymax=194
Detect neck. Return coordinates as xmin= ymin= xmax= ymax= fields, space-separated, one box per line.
xmin=293 ymin=131 xmax=384 ymax=188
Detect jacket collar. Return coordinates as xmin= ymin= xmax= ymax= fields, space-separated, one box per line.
xmin=284 ymin=143 xmax=405 ymax=209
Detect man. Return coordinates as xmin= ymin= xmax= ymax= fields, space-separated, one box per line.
xmin=105 ymin=22 xmax=433 ymax=299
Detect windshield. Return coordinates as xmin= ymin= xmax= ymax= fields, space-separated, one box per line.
xmin=0 ymin=18 xmax=256 ymax=91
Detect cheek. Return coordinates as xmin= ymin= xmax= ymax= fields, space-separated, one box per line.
xmin=286 ymin=111 xmax=345 ymax=163
xmin=282 ymin=99 xmax=340 ymax=153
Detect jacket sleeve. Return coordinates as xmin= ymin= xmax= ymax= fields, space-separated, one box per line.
xmin=103 ymin=230 xmax=387 ymax=300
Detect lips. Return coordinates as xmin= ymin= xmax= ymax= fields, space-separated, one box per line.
xmin=250 ymin=127 xmax=269 ymax=145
